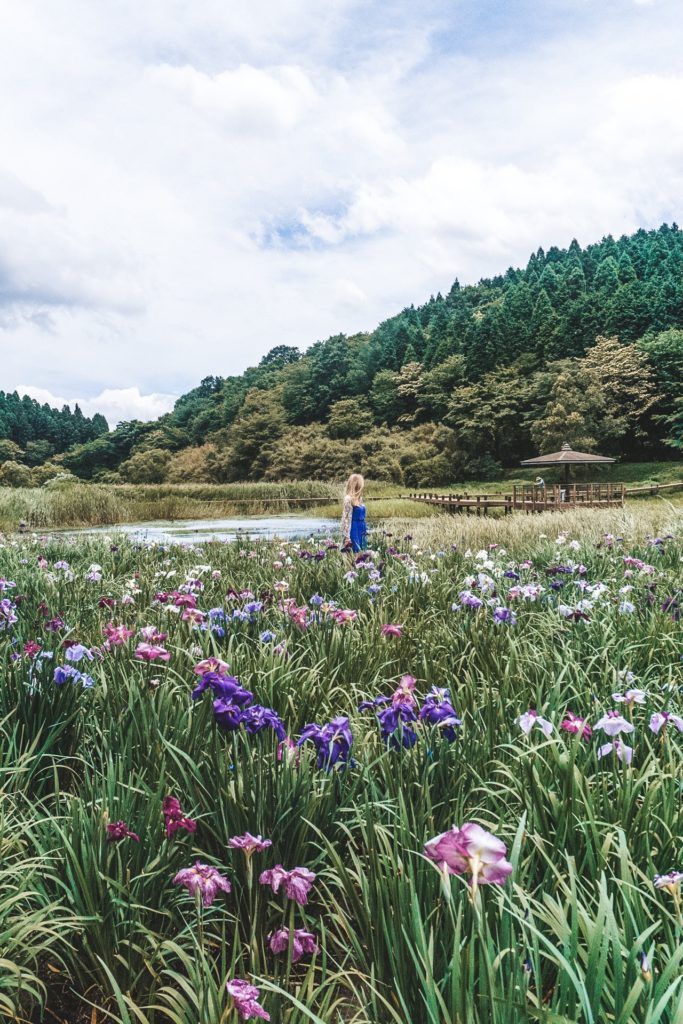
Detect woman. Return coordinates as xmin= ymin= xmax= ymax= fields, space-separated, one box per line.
xmin=341 ymin=473 xmax=367 ymax=552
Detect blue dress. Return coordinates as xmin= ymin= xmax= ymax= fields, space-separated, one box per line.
xmin=350 ymin=504 xmax=367 ymax=552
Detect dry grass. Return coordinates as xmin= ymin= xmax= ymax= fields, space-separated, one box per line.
xmin=401 ymin=495 xmax=683 ymax=553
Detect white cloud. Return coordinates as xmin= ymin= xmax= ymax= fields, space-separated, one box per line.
xmin=149 ymin=63 xmax=318 ymax=133
xmin=16 ymin=386 xmax=177 ymax=427
xmin=0 ymin=0 xmax=682 ymax=413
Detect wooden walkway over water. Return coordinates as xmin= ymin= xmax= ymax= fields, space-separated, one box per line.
xmin=406 ymin=480 xmax=683 ymax=515
xmin=406 ymin=482 xmax=625 ymax=515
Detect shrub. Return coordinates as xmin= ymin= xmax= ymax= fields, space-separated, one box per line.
xmin=119 ymin=447 xmax=171 ymax=484
xmin=0 ymin=460 xmax=33 ymax=487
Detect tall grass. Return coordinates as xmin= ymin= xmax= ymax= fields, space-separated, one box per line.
xmin=1 ymin=462 xmax=681 ymax=530
xmin=0 ymin=480 xmax=408 ymax=531
xmin=0 ymin=505 xmax=681 ymax=1021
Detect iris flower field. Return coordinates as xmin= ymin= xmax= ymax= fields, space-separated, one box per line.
xmin=0 ymin=513 xmax=681 ymax=1023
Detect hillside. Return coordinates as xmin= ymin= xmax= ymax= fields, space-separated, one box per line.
xmin=9 ymin=224 xmax=683 ymax=488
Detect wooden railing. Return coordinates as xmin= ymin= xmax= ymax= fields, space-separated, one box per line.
xmin=406 ymin=482 xmax=628 ymax=515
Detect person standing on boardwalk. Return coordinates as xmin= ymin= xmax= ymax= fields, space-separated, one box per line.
xmin=341 ymin=473 xmax=367 ymax=552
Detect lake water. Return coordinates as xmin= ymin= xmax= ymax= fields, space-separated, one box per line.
xmin=55 ymin=516 xmax=340 ymax=546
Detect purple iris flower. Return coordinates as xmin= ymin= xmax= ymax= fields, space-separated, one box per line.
xmin=377 ymin=704 xmax=417 ymax=748
xmin=54 ymin=664 xmax=81 ymax=686
xmin=661 ymin=596 xmax=680 ymax=620
xmin=192 ymin=672 xmax=252 ymax=704
xmin=241 ymin=704 xmax=287 ymax=740
xmin=358 ymin=695 xmax=391 ymax=711
xmin=213 ymin=699 xmax=247 ymax=731
xmin=298 ymin=716 xmax=353 ymax=769
xmin=493 ymin=607 xmax=517 ymax=625
xmin=419 ymin=687 xmax=462 ymax=741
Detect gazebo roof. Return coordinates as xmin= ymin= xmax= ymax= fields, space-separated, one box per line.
xmin=520 ymin=442 xmax=615 ymax=467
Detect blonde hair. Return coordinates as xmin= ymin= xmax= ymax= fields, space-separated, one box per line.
xmin=345 ymin=473 xmax=365 ymax=504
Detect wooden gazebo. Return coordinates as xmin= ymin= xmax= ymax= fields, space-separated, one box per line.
xmin=517 ymin=442 xmax=621 ymax=509
xmin=520 ymin=442 xmax=615 ymax=486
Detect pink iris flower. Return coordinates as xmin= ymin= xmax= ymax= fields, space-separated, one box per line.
xmin=612 ymin=689 xmax=647 ymax=706
xmin=226 ymin=979 xmax=270 ymax=1021
xmin=424 ymin=822 xmax=513 ymax=893
xmin=268 ymin=927 xmax=318 ymax=962
xmin=597 ymin=740 xmax=633 ymax=764
xmin=162 ymin=795 xmax=197 ymax=838
xmin=106 ymin=820 xmax=139 ymax=843
xmin=560 ymin=712 xmax=592 ymax=739
xmin=173 ymin=861 xmax=231 ymax=907
xmin=654 ymin=871 xmax=683 ymax=892
xmin=259 ymin=864 xmax=316 ymax=905
xmin=393 ymin=674 xmax=417 ymax=708
xmin=331 ymin=608 xmax=357 ymax=625
xmin=134 ymin=642 xmax=170 ymax=662
xmin=228 ymin=833 xmax=272 ymax=857
xmin=139 ymin=625 xmax=168 ymax=643
xmin=193 ymin=656 xmax=231 ymax=675
xmin=103 ymin=622 xmax=134 ymax=647
xmin=181 ymin=607 xmax=205 ymax=624
xmin=381 ymin=624 xmax=403 ymax=638
xmin=594 ymin=711 xmax=634 ymax=736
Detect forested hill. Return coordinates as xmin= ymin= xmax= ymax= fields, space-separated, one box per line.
xmin=0 ymin=392 xmax=108 ymax=483
xmin=12 ymin=224 xmax=683 ymax=488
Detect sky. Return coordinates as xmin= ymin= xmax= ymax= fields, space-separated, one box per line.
xmin=1 ymin=0 xmax=682 ymax=426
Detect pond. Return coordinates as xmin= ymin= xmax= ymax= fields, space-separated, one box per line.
xmin=52 ymin=515 xmax=340 ymax=545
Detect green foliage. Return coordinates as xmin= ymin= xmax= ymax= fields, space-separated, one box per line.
xmin=0 ymin=460 xmax=33 ymax=487
xmin=327 ymin=398 xmax=374 ymax=440
xmin=120 ymin=446 xmax=173 ymax=484
xmin=0 ymin=438 xmax=24 ymax=462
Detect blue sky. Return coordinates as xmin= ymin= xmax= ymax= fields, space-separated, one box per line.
xmin=0 ymin=0 xmax=681 ymax=424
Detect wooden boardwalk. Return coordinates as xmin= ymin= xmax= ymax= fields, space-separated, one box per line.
xmin=406 ymin=482 xmax=626 ymax=515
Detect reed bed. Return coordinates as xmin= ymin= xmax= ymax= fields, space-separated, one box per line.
xmin=0 ymin=502 xmax=681 ymax=1023
xmin=0 ymin=481 xmax=409 ymax=531
xmin=1 ymin=462 xmax=681 ymax=531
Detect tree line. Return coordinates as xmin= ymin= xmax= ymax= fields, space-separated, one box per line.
xmin=3 ymin=224 xmax=682 ymax=487
xmin=0 ymin=393 xmax=108 ymax=485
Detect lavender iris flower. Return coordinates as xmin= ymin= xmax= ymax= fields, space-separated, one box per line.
xmin=0 ymin=598 xmax=18 ymax=631
xmin=64 ymin=644 xmax=94 ymax=662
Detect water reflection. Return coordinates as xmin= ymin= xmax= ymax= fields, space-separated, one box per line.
xmin=57 ymin=516 xmax=339 ymax=545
